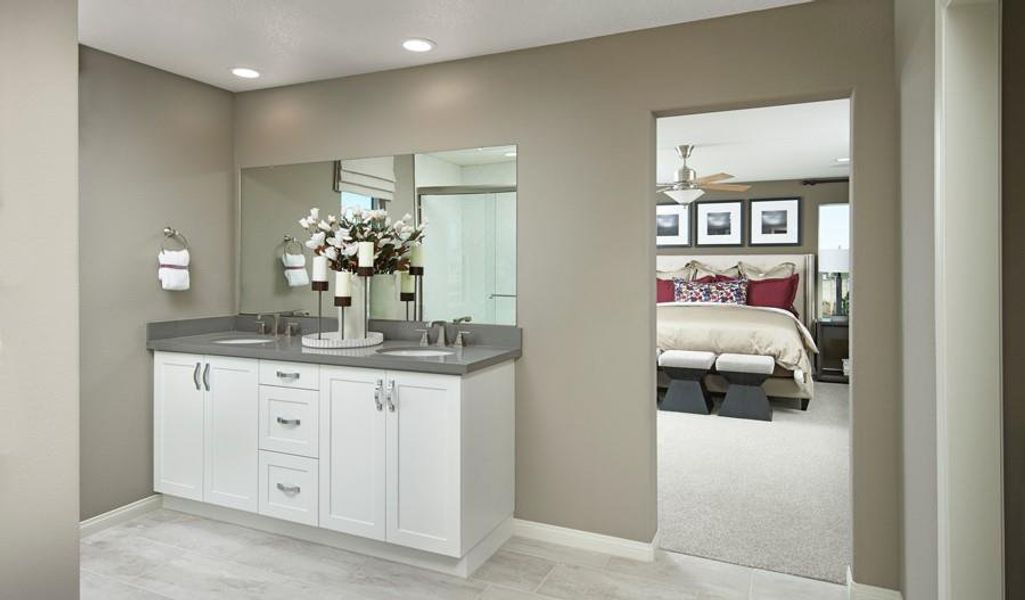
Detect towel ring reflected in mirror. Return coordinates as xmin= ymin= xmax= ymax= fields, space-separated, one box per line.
xmin=161 ymin=226 xmax=189 ymax=252
xmin=282 ymin=234 xmax=304 ymax=260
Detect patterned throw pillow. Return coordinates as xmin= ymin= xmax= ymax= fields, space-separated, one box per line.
xmin=673 ymin=279 xmax=748 ymax=304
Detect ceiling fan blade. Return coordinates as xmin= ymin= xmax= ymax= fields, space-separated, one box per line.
xmin=700 ymin=183 xmax=751 ymax=192
xmin=694 ymin=172 xmax=732 ymax=184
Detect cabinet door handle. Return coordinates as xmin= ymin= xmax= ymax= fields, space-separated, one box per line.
xmin=373 ymin=379 xmax=384 ymax=411
xmin=386 ymin=380 xmax=396 ymax=412
xmin=276 ymin=482 xmax=301 ymax=495
xmin=202 ymin=363 xmax=211 ymax=391
xmin=276 ymin=417 xmax=301 ymax=426
xmin=193 ymin=362 xmax=202 ymax=390
xmin=276 ymin=371 xmax=301 ymax=380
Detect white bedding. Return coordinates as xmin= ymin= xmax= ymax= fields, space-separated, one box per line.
xmin=657 ymin=302 xmax=819 ymax=396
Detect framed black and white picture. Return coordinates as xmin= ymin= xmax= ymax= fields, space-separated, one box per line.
xmin=749 ymin=197 xmax=802 ymax=246
xmin=655 ymin=204 xmax=691 ymax=247
xmin=694 ymin=200 xmax=744 ymax=246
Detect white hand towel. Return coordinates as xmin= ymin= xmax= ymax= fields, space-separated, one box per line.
xmin=282 ymin=252 xmax=310 ymax=287
xmin=158 ymin=249 xmax=191 ymax=291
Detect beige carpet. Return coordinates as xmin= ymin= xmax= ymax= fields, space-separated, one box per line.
xmin=657 ymin=382 xmax=852 ymax=583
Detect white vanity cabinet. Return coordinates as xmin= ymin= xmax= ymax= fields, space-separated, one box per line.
xmin=319 ymin=364 xmax=514 ymax=558
xmin=154 ymin=349 xmax=514 ymax=573
xmin=153 ymin=352 xmax=259 ymax=510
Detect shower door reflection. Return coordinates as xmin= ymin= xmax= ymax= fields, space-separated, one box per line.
xmin=417 ymin=186 xmax=516 ymax=325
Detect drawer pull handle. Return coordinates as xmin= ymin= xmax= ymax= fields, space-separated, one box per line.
xmin=276 ymin=483 xmax=301 ymax=495
xmin=386 ymin=380 xmax=397 ymax=413
xmin=276 ymin=417 xmax=301 ymax=426
xmin=276 ymin=371 xmax=301 ymax=380
xmin=373 ymin=379 xmax=384 ymax=412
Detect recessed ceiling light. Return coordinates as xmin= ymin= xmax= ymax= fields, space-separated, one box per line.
xmin=231 ymin=67 xmax=260 ymax=79
xmin=402 ymin=38 xmax=436 ymax=53
xmin=835 ymin=157 xmax=851 ymax=163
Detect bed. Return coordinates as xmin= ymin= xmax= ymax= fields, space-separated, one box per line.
xmin=656 ymin=254 xmax=819 ymax=401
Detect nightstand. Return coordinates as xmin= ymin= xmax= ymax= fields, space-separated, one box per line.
xmin=815 ymin=319 xmax=849 ymax=383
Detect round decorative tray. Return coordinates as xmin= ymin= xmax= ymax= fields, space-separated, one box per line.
xmin=300 ymin=331 xmax=383 ymax=349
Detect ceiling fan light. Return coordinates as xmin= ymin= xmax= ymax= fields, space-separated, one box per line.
xmin=662 ymin=188 xmax=705 ymax=205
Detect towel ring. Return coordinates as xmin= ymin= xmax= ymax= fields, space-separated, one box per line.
xmin=282 ymin=234 xmax=304 ymax=258
xmin=161 ymin=227 xmax=189 ymax=252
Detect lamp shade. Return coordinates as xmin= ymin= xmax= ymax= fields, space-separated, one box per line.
xmin=818 ymin=248 xmax=850 ymax=274
xmin=661 ymin=188 xmax=705 ymax=205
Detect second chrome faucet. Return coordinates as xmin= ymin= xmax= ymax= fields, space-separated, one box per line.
xmin=417 ymin=316 xmax=473 ymax=347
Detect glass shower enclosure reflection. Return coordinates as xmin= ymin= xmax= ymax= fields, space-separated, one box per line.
xmin=417 ymin=186 xmax=516 ymax=325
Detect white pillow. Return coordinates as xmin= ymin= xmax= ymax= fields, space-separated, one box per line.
xmin=687 ymin=260 xmax=741 ymax=280
xmin=738 ymin=261 xmax=797 ymax=281
xmin=656 ymin=266 xmax=695 ymax=281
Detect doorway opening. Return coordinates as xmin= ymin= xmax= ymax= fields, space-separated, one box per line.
xmin=654 ymin=98 xmax=852 ymax=583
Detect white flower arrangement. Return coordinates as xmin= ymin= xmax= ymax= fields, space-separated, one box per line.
xmin=298 ymin=207 xmax=425 ymax=273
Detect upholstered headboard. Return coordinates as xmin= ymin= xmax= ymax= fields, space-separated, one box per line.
xmin=656 ymin=253 xmax=817 ymax=329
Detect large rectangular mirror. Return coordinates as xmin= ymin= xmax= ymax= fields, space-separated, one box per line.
xmin=239 ymin=145 xmax=516 ymax=325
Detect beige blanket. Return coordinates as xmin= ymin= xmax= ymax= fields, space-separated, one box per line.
xmin=657 ymin=303 xmax=818 ymax=395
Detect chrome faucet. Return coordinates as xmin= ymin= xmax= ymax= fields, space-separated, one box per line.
xmin=254 ymin=311 xmax=307 ymax=337
xmin=255 ymin=314 xmax=270 ymax=335
xmin=429 ymin=320 xmax=448 ymax=347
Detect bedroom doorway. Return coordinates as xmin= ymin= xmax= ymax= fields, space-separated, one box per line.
xmin=653 ymin=99 xmax=852 ymax=584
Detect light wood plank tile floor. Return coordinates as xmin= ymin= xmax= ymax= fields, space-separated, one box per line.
xmin=80 ymin=509 xmax=846 ymax=599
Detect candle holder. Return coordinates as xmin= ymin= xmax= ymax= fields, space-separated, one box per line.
xmin=334 ymin=294 xmax=351 ymax=339
xmin=409 ymin=265 xmax=424 ymax=321
xmin=358 ymin=268 xmax=373 ymax=340
xmin=311 ymin=280 xmax=328 ymax=339
xmin=400 ymin=292 xmax=415 ymax=321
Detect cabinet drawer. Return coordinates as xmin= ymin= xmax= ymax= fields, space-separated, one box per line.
xmin=260 ymin=361 xmax=319 ymax=390
xmin=259 ymin=386 xmax=319 ymax=458
xmin=258 ymin=451 xmax=318 ymax=526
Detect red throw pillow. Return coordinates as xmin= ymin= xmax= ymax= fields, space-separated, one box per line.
xmin=656 ymin=278 xmax=675 ymax=303
xmin=747 ymin=274 xmax=800 ymax=314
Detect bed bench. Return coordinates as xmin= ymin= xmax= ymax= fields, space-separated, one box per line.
xmin=658 ymin=350 xmax=716 ymax=414
xmin=716 ymin=353 xmax=775 ymax=421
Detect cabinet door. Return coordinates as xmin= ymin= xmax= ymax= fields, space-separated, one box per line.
xmin=319 ymin=366 xmax=387 ymax=540
xmin=386 ymin=372 xmax=462 ymax=556
xmin=203 ymin=356 xmax=259 ymax=512
xmin=153 ymin=352 xmax=205 ymax=501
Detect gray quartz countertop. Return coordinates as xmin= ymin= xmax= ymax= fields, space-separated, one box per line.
xmin=146 ymin=329 xmax=520 ymax=375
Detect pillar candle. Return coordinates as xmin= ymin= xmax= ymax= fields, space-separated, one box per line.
xmin=357 ymin=241 xmax=375 ymax=268
xmin=312 ymin=255 xmax=328 ymax=282
xmin=335 ymin=270 xmax=352 ymax=297
xmin=410 ymin=243 xmax=424 ymax=267
xmin=400 ymin=270 xmax=414 ymax=294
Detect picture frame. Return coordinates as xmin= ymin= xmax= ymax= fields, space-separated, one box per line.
xmin=749 ymin=197 xmax=802 ymax=246
xmin=694 ymin=199 xmax=744 ymax=247
xmin=655 ymin=203 xmax=691 ymax=247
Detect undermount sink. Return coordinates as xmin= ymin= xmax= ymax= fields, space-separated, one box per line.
xmin=377 ymin=348 xmax=454 ymax=358
xmin=213 ymin=337 xmax=275 ymax=345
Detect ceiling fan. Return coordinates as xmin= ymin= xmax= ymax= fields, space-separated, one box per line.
xmin=657 ymin=144 xmax=751 ymax=204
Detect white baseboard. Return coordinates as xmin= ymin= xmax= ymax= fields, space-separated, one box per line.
xmin=513 ymin=519 xmax=657 ymax=562
xmin=847 ymin=566 xmax=903 ymax=600
xmin=80 ymin=494 xmax=163 ymax=538
xmin=164 ymin=496 xmax=512 ymax=578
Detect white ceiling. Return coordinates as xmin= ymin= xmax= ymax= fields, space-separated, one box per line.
xmin=79 ymin=0 xmax=809 ymax=92
xmin=656 ymin=99 xmax=851 ymax=184
xmin=426 ymin=145 xmax=516 ymax=166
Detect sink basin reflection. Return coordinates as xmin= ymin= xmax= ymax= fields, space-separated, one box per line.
xmin=213 ymin=337 xmax=276 ymax=345
xmin=377 ymin=348 xmax=454 ymax=358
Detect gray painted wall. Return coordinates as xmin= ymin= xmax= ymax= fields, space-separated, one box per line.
xmin=0 ymin=0 xmax=81 ymax=596
xmin=79 ymin=47 xmax=236 ymax=520
xmin=895 ymin=0 xmax=938 ymax=597
xmin=233 ymin=0 xmax=901 ymax=588
xmin=657 ymin=179 xmax=848 ymax=257
xmin=1005 ymin=3 xmax=1024 ymax=597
